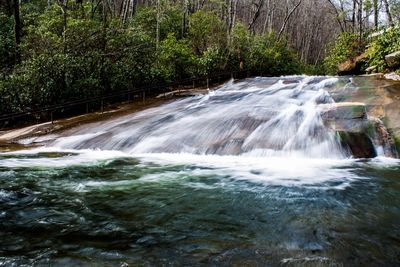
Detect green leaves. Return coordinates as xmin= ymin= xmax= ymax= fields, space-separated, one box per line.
xmin=366 ymin=27 xmax=400 ymax=72
xmin=323 ymin=33 xmax=363 ymax=74
xmin=0 ymin=1 xmax=306 ymax=118
xmin=157 ymin=33 xmax=196 ymax=81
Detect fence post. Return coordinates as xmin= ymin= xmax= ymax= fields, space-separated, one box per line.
xmin=101 ymin=99 xmax=104 ymax=113
xmin=50 ymin=111 xmax=53 ymax=124
xmin=206 ymin=77 xmax=209 ymax=88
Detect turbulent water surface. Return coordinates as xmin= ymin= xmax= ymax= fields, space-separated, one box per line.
xmin=1 ymin=76 xmax=400 ymax=266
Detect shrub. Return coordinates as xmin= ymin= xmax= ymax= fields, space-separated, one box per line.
xmin=366 ymin=27 xmax=400 ymax=72
xmin=324 ymin=33 xmax=364 ymax=74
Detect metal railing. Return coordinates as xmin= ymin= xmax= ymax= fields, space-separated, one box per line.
xmin=0 ymin=70 xmax=252 ymax=129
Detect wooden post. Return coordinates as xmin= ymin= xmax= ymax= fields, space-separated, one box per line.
xmin=101 ymin=99 xmax=104 ymax=113
xmin=206 ymin=77 xmax=209 ymax=88
xmin=50 ymin=111 xmax=53 ymax=124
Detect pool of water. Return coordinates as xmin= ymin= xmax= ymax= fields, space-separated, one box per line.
xmin=1 ymin=148 xmax=400 ymax=266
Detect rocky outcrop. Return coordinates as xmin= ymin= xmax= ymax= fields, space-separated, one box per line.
xmin=385 ymin=51 xmax=400 ymax=68
xmin=338 ymin=54 xmax=368 ymax=75
xmin=320 ymin=102 xmax=398 ymax=158
xmin=369 ymin=117 xmax=399 ymax=158
xmin=320 ymin=102 xmax=367 ymax=133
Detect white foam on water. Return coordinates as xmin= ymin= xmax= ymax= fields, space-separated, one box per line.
xmin=0 ymin=147 xmax=129 ymax=168
xmin=133 ymin=152 xmax=358 ymax=187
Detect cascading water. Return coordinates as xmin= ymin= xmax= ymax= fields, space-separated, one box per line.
xmin=53 ymin=76 xmax=348 ymax=158
xmin=1 ymin=76 xmax=400 ymax=266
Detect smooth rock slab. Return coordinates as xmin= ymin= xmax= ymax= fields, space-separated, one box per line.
xmin=320 ymin=102 xmax=367 ymax=122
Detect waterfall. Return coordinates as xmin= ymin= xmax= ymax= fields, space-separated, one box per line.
xmin=52 ymin=76 xmax=349 ymax=158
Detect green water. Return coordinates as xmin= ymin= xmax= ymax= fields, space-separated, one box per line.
xmin=0 ymin=150 xmax=400 ymax=266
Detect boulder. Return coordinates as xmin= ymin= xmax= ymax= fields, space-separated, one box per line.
xmin=384 ymin=72 xmax=400 ymax=81
xmin=365 ymin=65 xmax=377 ymax=74
xmin=338 ymin=53 xmax=368 ymax=75
xmin=320 ymin=102 xmax=367 ymax=123
xmin=385 ymin=51 xmax=400 ymax=68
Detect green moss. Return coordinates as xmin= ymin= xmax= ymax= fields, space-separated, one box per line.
xmin=394 ymin=136 xmax=400 ymax=153
xmin=364 ymin=121 xmax=376 ymax=138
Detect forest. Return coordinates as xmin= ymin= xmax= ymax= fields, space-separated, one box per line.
xmin=0 ymin=0 xmax=399 ymax=116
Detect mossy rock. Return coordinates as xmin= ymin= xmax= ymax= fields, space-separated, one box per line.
xmin=337 ymin=131 xmax=377 ymax=158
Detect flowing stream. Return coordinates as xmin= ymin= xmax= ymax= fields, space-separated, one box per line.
xmin=1 ymin=76 xmax=400 ymax=266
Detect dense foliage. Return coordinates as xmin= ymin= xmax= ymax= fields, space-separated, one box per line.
xmin=324 ymin=27 xmax=400 ymax=74
xmin=366 ymin=27 xmax=400 ymax=72
xmin=0 ymin=2 xmax=303 ymax=116
xmin=323 ymin=33 xmax=364 ymax=74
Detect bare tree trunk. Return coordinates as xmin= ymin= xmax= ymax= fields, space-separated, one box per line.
xmin=156 ymin=0 xmax=160 ymax=49
xmin=326 ymin=0 xmax=345 ymax=32
xmin=358 ymin=0 xmax=363 ymax=42
xmin=374 ymin=0 xmax=378 ymax=29
xmin=278 ymin=0 xmax=302 ymax=40
xmin=12 ymin=0 xmax=21 ymax=63
xmin=248 ymin=0 xmax=264 ymax=34
xmin=352 ymin=0 xmax=356 ymax=33
xmin=382 ymin=0 xmax=393 ymax=26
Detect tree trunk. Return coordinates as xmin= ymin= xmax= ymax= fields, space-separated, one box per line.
xmin=278 ymin=0 xmax=303 ymax=40
xmin=382 ymin=0 xmax=393 ymax=26
xmin=156 ymin=0 xmax=160 ymax=49
xmin=12 ymin=0 xmax=21 ymax=63
xmin=373 ymin=0 xmax=378 ymax=29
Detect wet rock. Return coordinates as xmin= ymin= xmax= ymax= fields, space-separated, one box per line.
xmin=338 ymin=131 xmax=377 ymax=158
xmin=369 ymin=117 xmax=399 ymax=158
xmin=320 ymin=102 xmax=367 ymax=122
xmin=207 ymin=138 xmax=244 ymax=155
xmin=385 ymin=51 xmax=400 ymax=68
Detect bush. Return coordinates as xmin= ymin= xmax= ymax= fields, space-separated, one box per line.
xmin=247 ymin=33 xmax=301 ymax=75
xmin=366 ymin=27 xmax=400 ymax=72
xmin=157 ymin=34 xmax=196 ymax=82
xmin=188 ymin=10 xmax=226 ymax=55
